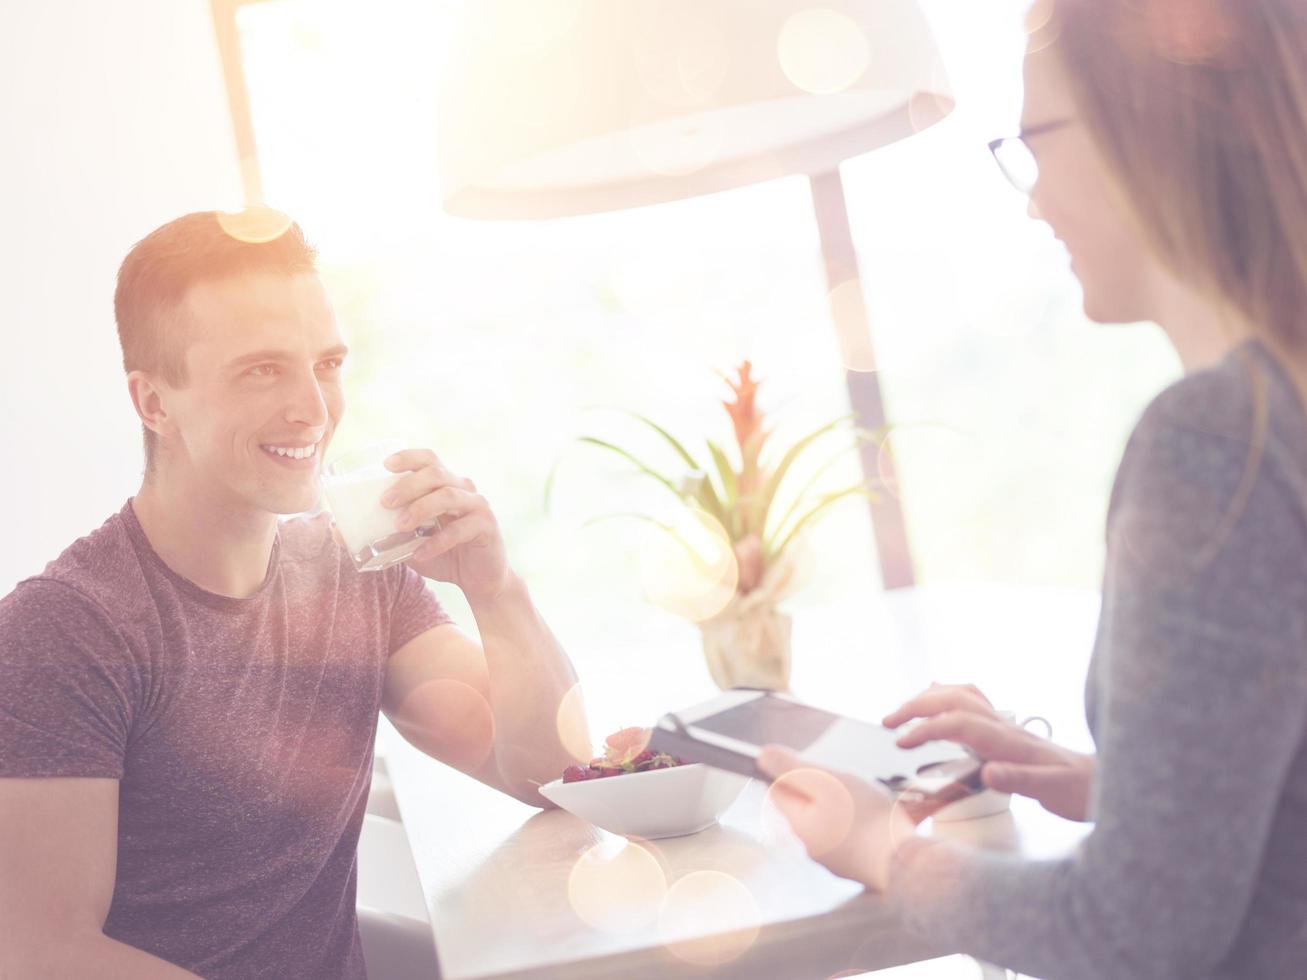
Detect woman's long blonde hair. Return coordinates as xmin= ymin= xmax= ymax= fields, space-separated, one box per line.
xmin=1039 ymin=0 xmax=1307 ymax=377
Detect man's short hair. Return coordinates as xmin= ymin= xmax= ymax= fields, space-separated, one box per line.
xmin=113 ymin=210 xmax=318 ymax=470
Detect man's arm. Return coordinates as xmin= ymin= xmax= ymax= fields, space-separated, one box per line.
xmin=0 ymin=777 xmax=201 ymax=979
xmin=382 ymin=573 xmax=587 ymax=807
xmin=375 ymin=448 xmax=590 ymax=806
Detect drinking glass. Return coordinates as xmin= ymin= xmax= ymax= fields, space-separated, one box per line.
xmin=322 ymin=440 xmax=438 ymax=571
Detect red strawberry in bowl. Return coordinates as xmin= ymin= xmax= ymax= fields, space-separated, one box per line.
xmin=542 ymin=728 xmax=749 ymax=840
xmin=559 ymin=728 xmax=688 ymax=783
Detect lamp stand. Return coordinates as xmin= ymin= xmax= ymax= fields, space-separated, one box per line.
xmin=809 ymin=168 xmax=915 ymax=590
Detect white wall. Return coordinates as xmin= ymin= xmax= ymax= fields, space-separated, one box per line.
xmin=0 ymin=0 xmax=242 ymax=590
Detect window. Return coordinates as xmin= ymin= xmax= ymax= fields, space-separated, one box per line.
xmin=232 ymin=0 xmax=1177 ymax=708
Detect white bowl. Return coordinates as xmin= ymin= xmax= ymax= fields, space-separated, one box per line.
xmin=539 ymin=764 xmax=750 ymax=840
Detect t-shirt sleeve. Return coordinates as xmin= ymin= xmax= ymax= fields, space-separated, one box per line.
xmin=887 ymin=375 xmax=1307 ymax=978
xmin=0 ymin=580 xmax=140 ymax=779
xmin=384 ymin=563 xmax=453 ymax=656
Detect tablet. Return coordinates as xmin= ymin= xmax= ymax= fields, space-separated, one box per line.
xmin=646 ymin=689 xmax=983 ymax=821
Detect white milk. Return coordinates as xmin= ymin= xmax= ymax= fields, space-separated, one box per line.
xmin=323 ymin=470 xmax=421 ymax=570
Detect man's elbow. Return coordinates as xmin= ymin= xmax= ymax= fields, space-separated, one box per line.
xmin=491 ymin=745 xmax=572 ymax=806
xmin=495 ymin=765 xmax=561 ymax=809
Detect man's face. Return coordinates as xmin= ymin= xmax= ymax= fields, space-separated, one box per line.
xmin=157 ymin=272 xmax=347 ymax=516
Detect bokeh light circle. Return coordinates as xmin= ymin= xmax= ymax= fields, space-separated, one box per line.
xmin=639 ymin=509 xmax=739 ymax=622
xmin=216 ymin=205 xmax=294 ymax=244
xmin=555 ymin=682 xmax=594 ymax=764
xmin=567 ymin=839 xmax=668 ymax=934
xmin=778 ymin=8 xmax=871 ymax=96
xmin=658 ymin=870 xmax=760 ymax=966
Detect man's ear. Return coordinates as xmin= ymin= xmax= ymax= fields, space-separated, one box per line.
xmin=126 ymin=370 xmax=173 ymax=440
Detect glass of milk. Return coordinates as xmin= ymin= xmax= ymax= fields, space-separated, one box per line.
xmin=321 ymin=441 xmax=438 ymax=572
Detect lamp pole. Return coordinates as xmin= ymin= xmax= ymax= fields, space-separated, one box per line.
xmin=809 ymin=168 xmax=915 ymax=590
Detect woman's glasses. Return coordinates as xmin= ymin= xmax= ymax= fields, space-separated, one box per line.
xmin=988 ymin=118 xmax=1074 ymax=194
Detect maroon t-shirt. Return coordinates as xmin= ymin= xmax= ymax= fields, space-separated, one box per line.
xmin=0 ymin=500 xmax=450 ymax=978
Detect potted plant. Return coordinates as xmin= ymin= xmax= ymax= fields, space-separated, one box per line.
xmin=576 ymin=361 xmax=877 ymax=691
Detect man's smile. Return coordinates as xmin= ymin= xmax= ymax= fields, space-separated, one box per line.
xmin=259 ymin=440 xmax=321 ymax=467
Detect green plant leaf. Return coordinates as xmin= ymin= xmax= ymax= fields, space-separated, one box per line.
xmin=765 ymin=429 xmax=883 ymax=538
xmin=704 ymin=437 xmax=739 ymax=509
xmin=582 ymin=511 xmax=676 ymax=532
xmin=688 ymin=473 xmax=728 ymax=528
xmin=629 ymin=412 xmax=730 ymax=525
xmin=583 ymin=511 xmax=723 ymax=567
xmin=766 ymin=483 xmax=874 ymax=560
xmin=577 ymin=437 xmax=685 ymax=501
xmin=756 ymin=414 xmax=855 ymax=529
xmin=579 ymin=437 xmax=728 ymax=528
xmin=614 ymin=410 xmax=704 ymax=473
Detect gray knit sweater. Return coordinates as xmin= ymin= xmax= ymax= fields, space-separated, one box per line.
xmin=890 ymin=340 xmax=1307 ymax=979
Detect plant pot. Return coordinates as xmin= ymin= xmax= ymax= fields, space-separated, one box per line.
xmin=700 ymin=601 xmax=793 ymax=692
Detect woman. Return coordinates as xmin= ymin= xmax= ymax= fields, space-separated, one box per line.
xmin=760 ymin=2 xmax=1307 ymax=977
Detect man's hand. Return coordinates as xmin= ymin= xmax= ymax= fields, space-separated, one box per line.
xmin=380 ymin=448 xmax=512 ymax=602
xmin=756 ymin=746 xmax=916 ymax=892
xmin=885 ymin=683 xmax=1096 ymax=822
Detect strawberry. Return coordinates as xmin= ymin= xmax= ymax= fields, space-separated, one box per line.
xmin=560 ymin=729 xmax=687 ymax=781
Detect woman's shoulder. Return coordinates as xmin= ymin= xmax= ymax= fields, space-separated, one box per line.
xmin=1109 ymin=340 xmax=1307 ymax=569
xmin=1143 ymin=341 xmax=1302 ymax=440
xmin=1108 ymin=344 xmax=1307 ymax=603
xmin=1126 ymin=340 xmax=1307 ymax=490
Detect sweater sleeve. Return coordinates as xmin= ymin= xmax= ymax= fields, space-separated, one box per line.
xmin=887 ymin=377 xmax=1307 ymax=979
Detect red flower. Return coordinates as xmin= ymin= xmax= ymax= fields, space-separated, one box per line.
xmin=721 ymin=360 xmax=770 ymax=539
xmin=603 ymin=726 xmax=651 ymax=766
xmin=722 ymin=361 xmax=766 ymax=460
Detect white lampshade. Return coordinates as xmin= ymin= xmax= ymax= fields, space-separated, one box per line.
xmin=438 ymin=0 xmax=954 ymax=219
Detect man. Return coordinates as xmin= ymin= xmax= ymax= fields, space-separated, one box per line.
xmin=0 ymin=210 xmax=587 ymax=978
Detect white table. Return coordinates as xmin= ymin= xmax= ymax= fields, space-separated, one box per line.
xmin=386 ymin=583 xmax=1101 ymax=979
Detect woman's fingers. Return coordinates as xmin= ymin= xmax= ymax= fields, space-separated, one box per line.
xmin=895 ymin=711 xmax=1054 ymax=765
xmin=882 ymin=684 xmax=997 ymax=729
xmin=757 ymin=745 xmax=804 ymax=780
xmin=758 ymin=745 xmax=906 ymax=887
xmin=982 ymin=762 xmax=1066 ymax=794
xmin=981 ymin=758 xmax=1093 ymax=822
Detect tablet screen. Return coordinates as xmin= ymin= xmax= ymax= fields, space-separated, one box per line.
xmin=690 ymin=694 xmax=842 ymax=750
xmin=685 ymin=693 xmax=970 ymax=786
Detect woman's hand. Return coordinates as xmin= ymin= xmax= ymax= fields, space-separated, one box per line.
xmin=885 ymin=684 xmax=1096 ymax=822
xmin=756 ymin=746 xmax=917 ymax=891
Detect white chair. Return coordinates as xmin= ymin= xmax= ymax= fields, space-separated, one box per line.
xmin=365 ymin=753 xmax=403 ymax=822
xmin=358 ymin=754 xmax=442 ymax=979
